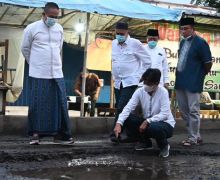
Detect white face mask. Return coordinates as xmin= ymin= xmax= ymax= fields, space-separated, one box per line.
xmin=144 ymin=84 xmax=157 ymax=93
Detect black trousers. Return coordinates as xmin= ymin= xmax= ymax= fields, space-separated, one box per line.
xmin=114 ymin=84 xmax=137 ymax=123
xmin=124 ymin=114 xmax=173 ymax=149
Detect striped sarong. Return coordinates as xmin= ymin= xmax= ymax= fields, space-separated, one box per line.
xmin=28 ymin=77 xmax=72 ymax=137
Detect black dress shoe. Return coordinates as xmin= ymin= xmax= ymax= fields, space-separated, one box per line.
xmin=119 ymin=136 xmax=138 ymax=143
xmin=135 ymin=142 xmax=153 ymax=150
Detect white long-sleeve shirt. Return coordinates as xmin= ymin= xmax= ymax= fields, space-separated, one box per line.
xmin=145 ymin=45 xmax=169 ymax=86
xmin=117 ymin=86 xmax=175 ymax=127
xmin=112 ymin=35 xmax=151 ymax=89
xmin=21 ymin=19 xmax=64 ymax=79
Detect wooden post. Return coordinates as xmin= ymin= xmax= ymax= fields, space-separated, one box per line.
xmin=0 ymin=86 xmax=8 ymax=114
xmin=3 ymin=40 xmax=8 ymax=84
xmin=0 ymin=39 xmax=9 ymax=114
xmin=80 ymin=13 xmax=90 ymax=117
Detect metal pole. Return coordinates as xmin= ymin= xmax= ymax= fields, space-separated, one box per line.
xmin=110 ymin=75 xmax=114 ymax=108
xmin=110 ymin=33 xmax=114 ymax=109
xmin=80 ymin=13 xmax=90 ymax=117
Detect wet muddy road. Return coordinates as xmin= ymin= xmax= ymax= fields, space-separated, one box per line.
xmin=0 ymin=131 xmax=220 ymax=180
xmin=1 ymin=154 xmax=220 ymax=180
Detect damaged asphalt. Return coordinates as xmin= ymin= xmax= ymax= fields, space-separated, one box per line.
xmin=0 ymin=124 xmax=220 ymax=179
xmin=0 ymin=129 xmax=220 ymax=163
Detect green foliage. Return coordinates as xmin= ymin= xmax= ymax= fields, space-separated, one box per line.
xmin=194 ymin=0 xmax=220 ymax=9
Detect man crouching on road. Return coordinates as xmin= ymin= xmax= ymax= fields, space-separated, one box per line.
xmin=114 ymin=68 xmax=175 ymax=158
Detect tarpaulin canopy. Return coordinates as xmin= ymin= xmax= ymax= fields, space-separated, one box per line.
xmin=0 ymin=0 xmax=182 ymax=107
xmin=0 ymin=0 xmax=182 ymax=21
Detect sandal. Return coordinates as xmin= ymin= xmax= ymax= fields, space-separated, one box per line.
xmin=197 ymin=137 xmax=203 ymax=145
xmin=182 ymin=139 xmax=197 ymax=146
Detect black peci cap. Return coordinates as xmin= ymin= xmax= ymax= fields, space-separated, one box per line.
xmin=180 ymin=17 xmax=195 ymax=26
xmin=147 ymin=29 xmax=159 ymax=37
xmin=115 ymin=22 xmax=128 ymax=30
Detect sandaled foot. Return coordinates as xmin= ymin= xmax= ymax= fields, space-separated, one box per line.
xmin=197 ymin=137 xmax=203 ymax=145
xmin=182 ymin=139 xmax=197 ymax=146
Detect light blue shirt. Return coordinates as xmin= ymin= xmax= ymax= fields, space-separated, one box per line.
xmin=177 ymin=39 xmax=192 ymax=72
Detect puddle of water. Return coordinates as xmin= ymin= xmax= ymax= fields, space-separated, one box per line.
xmin=9 ymin=166 xmax=168 ymax=180
xmin=8 ymin=155 xmax=220 ymax=180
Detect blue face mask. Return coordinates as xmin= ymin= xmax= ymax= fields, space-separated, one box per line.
xmin=45 ymin=17 xmax=57 ymax=27
xmin=116 ymin=35 xmax=126 ymax=43
xmin=148 ymin=41 xmax=157 ymax=49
